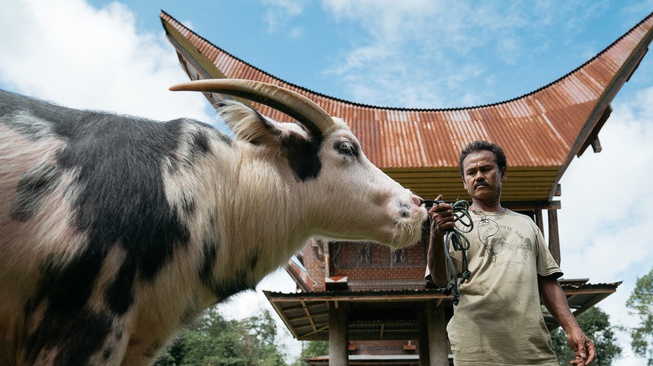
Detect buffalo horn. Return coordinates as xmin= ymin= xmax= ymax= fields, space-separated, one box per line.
xmin=170 ymin=79 xmax=334 ymax=135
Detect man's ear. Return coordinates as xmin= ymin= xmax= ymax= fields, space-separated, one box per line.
xmin=500 ymin=167 xmax=507 ymax=182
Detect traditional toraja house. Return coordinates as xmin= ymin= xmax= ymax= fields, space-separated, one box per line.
xmin=160 ymin=10 xmax=653 ymax=365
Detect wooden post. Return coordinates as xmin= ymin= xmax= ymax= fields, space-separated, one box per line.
xmin=328 ymin=301 xmax=348 ymax=366
xmin=427 ymin=301 xmax=449 ymax=366
xmin=535 ymin=208 xmax=544 ymax=234
xmin=417 ymin=305 xmax=430 ymax=366
xmin=548 ymin=209 xmax=561 ymax=265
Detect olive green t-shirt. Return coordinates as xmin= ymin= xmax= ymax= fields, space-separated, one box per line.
xmin=429 ymin=209 xmax=562 ymax=366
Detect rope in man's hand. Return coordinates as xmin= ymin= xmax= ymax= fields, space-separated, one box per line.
xmin=423 ymin=199 xmax=473 ymax=305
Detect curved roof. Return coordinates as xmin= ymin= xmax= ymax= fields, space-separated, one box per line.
xmin=160 ymin=11 xmax=653 ymax=204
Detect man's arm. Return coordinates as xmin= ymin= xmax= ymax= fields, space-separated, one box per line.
xmin=426 ymin=195 xmax=455 ymax=288
xmin=538 ymin=275 xmax=596 ymax=366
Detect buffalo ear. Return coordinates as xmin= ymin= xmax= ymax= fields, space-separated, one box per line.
xmin=217 ymin=100 xmax=283 ymax=146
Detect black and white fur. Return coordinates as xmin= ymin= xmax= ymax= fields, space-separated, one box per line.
xmin=0 ymin=89 xmax=426 ymax=366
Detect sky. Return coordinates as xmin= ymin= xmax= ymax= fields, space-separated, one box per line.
xmin=1 ymin=0 xmax=653 ymax=364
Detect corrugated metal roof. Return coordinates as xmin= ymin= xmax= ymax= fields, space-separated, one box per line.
xmin=160 ymin=10 xmax=653 ymax=203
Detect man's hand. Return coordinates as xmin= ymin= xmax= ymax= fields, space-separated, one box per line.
xmin=428 ymin=194 xmax=455 ymax=233
xmin=567 ymin=329 xmax=596 ymax=365
xmin=425 ymin=194 xmax=456 ymax=287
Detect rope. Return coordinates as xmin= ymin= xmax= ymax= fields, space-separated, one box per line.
xmin=424 ymin=199 xmax=473 ymax=305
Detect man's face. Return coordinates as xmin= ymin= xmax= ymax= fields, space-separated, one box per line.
xmin=461 ymin=150 xmax=506 ymax=204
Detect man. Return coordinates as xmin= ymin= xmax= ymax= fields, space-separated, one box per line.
xmin=426 ymin=140 xmax=595 ymax=365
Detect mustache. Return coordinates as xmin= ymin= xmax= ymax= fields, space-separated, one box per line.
xmin=473 ymin=181 xmax=488 ymax=189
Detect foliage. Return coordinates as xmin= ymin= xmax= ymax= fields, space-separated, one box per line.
xmin=154 ymin=306 xmax=287 ymax=366
xmin=550 ymin=306 xmax=621 ymax=365
xmin=290 ymin=341 xmax=329 ymax=366
xmin=626 ymin=267 xmax=653 ymax=366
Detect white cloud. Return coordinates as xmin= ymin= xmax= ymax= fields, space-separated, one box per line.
xmin=319 ymin=1 xmax=510 ymax=106
xmin=319 ymin=1 xmax=646 ymax=109
xmin=558 ymin=85 xmax=653 ymax=365
xmin=262 ymin=0 xmax=307 ymax=36
xmin=0 ymin=0 xmax=212 ymax=122
xmin=559 ymin=86 xmax=653 ymax=273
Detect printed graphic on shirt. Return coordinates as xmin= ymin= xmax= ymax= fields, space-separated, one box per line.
xmin=473 ymin=211 xmax=533 ymax=263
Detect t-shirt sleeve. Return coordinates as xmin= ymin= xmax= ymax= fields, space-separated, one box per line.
xmin=533 ymin=223 xmax=563 ymax=278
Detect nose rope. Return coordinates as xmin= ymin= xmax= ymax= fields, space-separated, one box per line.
xmin=422 ymin=199 xmax=473 ymax=305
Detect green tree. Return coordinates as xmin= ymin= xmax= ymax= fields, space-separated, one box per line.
xmin=241 ymin=310 xmax=288 ymax=366
xmin=550 ymin=306 xmax=621 ymax=365
xmin=291 ymin=341 xmax=329 ymax=366
xmin=626 ymin=267 xmax=653 ymax=366
xmin=153 ymin=337 xmax=185 ymax=366
xmin=154 ymin=306 xmax=287 ymax=366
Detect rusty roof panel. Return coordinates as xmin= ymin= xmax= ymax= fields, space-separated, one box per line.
xmin=161 ymin=10 xmax=653 ymax=202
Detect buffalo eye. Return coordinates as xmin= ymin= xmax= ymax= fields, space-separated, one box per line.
xmin=335 ymin=140 xmax=359 ymax=158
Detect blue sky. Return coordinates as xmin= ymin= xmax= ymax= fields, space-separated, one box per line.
xmin=2 ymin=0 xmax=653 ymax=364
xmin=89 ymin=0 xmax=653 ymax=108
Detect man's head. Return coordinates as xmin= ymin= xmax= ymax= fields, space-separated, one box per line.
xmin=458 ymin=140 xmax=507 ymax=177
xmin=459 ymin=140 xmax=507 ymax=208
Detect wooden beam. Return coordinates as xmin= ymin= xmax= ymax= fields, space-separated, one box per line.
xmin=302 ymin=324 xmax=330 ymax=338
xmin=503 ymin=200 xmax=561 ymax=210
